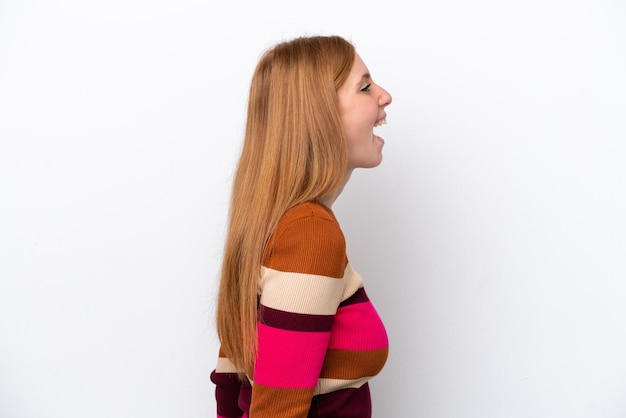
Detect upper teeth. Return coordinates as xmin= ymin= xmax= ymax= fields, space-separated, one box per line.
xmin=374 ymin=118 xmax=387 ymax=128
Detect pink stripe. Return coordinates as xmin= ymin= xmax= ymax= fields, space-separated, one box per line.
xmin=328 ymin=302 xmax=388 ymax=350
xmin=254 ymin=322 xmax=330 ymax=388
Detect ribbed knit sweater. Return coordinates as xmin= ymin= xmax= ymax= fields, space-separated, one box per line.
xmin=211 ymin=202 xmax=388 ymax=418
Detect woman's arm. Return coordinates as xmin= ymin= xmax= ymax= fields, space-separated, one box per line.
xmin=249 ymin=207 xmax=347 ymax=417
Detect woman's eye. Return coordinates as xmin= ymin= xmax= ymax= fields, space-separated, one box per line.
xmin=360 ymin=83 xmax=371 ymax=92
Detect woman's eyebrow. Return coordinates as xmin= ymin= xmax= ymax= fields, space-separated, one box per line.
xmin=359 ymin=73 xmax=372 ymax=84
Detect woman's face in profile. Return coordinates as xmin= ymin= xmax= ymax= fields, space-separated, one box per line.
xmin=337 ymin=53 xmax=392 ymax=170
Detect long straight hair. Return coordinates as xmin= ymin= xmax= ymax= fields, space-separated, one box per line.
xmin=216 ymin=36 xmax=355 ymax=378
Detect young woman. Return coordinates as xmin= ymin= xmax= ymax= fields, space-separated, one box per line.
xmin=211 ymin=35 xmax=393 ymax=418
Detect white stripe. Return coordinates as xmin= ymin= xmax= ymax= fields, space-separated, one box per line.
xmin=314 ymin=376 xmax=371 ymax=395
xmin=341 ymin=263 xmax=364 ymax=302
xmin=259 ymin=267 xmax=344 ymax=315
xmin=259 ymin=263 xmax=365 ymax=314
xmin=216 ymin=356 xmax=240 ymax=373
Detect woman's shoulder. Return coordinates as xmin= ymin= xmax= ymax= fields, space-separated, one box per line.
xmin=273 ymin=201 xmax=343 ymax=242
xmin=280 ymin=201 xmax=337 ymax=224
xmin=264 ymin=201 xmax=346 ymax=276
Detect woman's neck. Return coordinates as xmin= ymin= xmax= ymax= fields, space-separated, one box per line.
xmin=319 ymin=169 xmax=353 ymax=208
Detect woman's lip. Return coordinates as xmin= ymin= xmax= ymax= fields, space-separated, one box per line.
xmin=374 ymin=115 xmax=387 ymax=128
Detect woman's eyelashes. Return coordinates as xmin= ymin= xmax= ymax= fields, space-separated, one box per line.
xmin=360 ymin=83 xmax=372 ymax=93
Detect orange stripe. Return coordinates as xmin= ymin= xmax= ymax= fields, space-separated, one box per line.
xmin=320 ymin=348 xmax=389 ymax=380
xmin=263 ymin=204 xmax=347 ymax=278
xmin=249 ymin=383 xmax=314 ymax=418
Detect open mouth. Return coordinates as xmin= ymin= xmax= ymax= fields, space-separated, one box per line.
xmin=374 ymin=118 xmax=387 ymax=128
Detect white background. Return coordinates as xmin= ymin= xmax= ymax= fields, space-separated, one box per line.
xmin=1 ymin=0 xmax=625 ymax=417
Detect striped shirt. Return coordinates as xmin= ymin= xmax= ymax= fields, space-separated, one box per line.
xmin=211 ymin=202 xmax=388 ymax=418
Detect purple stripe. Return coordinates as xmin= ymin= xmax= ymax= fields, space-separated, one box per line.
xmin=210 ymin=370 xmax=244 ymax=418
xmin=309 ymin=383 xmax=371 ymax=417
xmin=258 ymin=305 xmax=334 ymax=332
xmin=338 ymin=287 xmax=369 ymax=308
